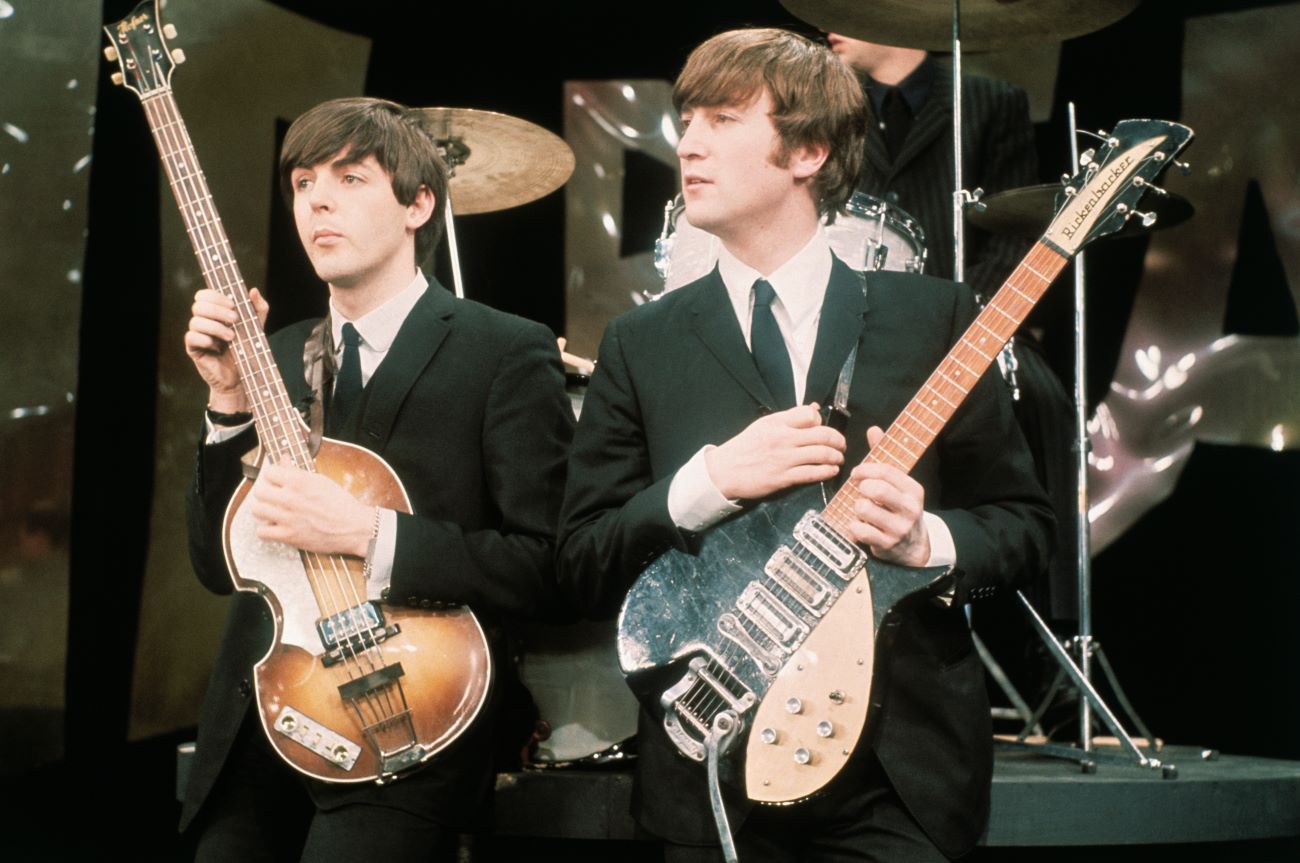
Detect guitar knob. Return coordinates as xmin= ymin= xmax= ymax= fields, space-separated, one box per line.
xmin=785 ymin=697 xmax=803 ymax=715
xmin=103 ymin=45 xmax=119 ymax=62
xmin=110 ymin=72 xmax=124 ymax=87
xmin=163 ymin=23 xmax=178 ymax=39
xmin=816 ymin=721 xmax=834 ymax=738
xmin=759 ymin=727 xmax=778 ymax=745
xmin=171 ymin=48 xmax=187 ymax=65
xmin=793 ymin=747 xmax=812 ymax=765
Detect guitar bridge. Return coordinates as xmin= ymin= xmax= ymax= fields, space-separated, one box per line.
xmin=661 ymin=654 xmax=755 ymax=762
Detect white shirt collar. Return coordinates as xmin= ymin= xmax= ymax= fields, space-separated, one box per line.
xmin=329 ymin=270 xmax=428 ymax=355
xmin=716 ymin=228 xmax=833 ymax=331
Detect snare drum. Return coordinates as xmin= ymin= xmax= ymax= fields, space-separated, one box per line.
xmin=652 ymin=191 xmax=927 ymax=295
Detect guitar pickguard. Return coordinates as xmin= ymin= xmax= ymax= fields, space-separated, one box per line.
xmin=228 ymin=496 xmax=325 ymax=655
xmin=618 ymin=484 xmax=948 ymax=800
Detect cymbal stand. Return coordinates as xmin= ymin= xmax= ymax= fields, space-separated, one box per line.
xmin=1001 ymin=103 xmax=1172 ymax=777
xmin=435 ymin=140 xmax=467 ymax=299
xmin=947 ymin=0 xmax=1035 ymax=733
xmin=938 ymin=2 xmax=1167 ymax=771
xmin=442 ymin=196 xmax=465 ymax=299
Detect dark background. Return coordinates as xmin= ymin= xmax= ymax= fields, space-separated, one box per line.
xmin=4 ymin=0 xmax=1298 ymax=859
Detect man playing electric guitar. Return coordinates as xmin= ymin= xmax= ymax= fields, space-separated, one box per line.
xmin=182 ymin=97 xmax=571 ymax=861
xmin=557 ymin=29 xmax=1053 ymax=861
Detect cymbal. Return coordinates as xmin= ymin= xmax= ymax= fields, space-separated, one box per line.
xmin=969 ymin=183 xmax=1194 ymax=238
xmin=781 ymin=0 xmax=1140 ymax=52
xmin=414 ymin=107 xmax=575 ymax=215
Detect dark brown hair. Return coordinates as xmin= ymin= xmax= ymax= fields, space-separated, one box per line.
xmin=673 ymin=28 xmax=866 ymax=217
xmin=279 ymin=97 xmax=447 ymax=270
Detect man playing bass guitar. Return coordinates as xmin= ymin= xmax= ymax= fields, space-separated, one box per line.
xmin=557 ymin=29 xmax=1053 ymax=862
xmin=182 ymin=97 xmax=571 ymax=861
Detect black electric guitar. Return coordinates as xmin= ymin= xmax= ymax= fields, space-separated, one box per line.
xmin=103 ymin=1 xmax=492 ymax=784
xmin=618 ymin=118 xmax=1194 ymax=804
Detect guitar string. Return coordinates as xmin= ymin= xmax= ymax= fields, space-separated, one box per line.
xmin=154 ymin=82 xmax=407 ymax=739
xmin=674 ymin=146 xmax=1169 ymax=756
xmin=147 ymin=92 xmax=398 ymax=735
xmin=307 ymin=548 xmax=404 ymax=729
xmin=678 ymin=243 xmax=1068 ymax=741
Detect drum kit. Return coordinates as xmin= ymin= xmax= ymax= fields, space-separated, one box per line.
xmin=415 ymin=0 xmax=1196 ymax=772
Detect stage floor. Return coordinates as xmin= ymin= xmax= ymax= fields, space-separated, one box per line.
xmin=493 ymin=747 xmax=1300 ymax=846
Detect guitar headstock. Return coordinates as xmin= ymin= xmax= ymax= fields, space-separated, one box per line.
xmin=1043 ymin=119 xmax=1194 ymax=256
xmin=102 ymin=0 xmax=185 ymax=100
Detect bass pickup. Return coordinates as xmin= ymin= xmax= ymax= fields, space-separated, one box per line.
xmin=317 ymin=602 xmax=402 ymax=667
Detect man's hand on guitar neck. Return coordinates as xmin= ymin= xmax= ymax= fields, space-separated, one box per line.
xmin=846 ymin=425 xmax=932 ymax=567
xmin=249 ymin=462 xmax=376 ymax=559
xmin=185 ymin=287 xmax=270 ymax=413
xmin=704 ymin=404 xmax=846 ymax=501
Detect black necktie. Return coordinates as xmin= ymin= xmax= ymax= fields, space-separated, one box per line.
xmin=750 ymin=279 xmax=796 ymax=409
xmin=879 ymin=86 xmax=912 ymax=160
xmin=330 ymin=322 xmax=361 ymax=434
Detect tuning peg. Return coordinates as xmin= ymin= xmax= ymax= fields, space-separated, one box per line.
xmin=110 ymin=71 xmax=124 ymax=87
xmin=1174 ymin=159 xmax=1191 ymax=175
xmin=103 ymin=45 xmax=119 ymax=62
xmin=1116 ymin=203 xmax=1157 ymax=228
xmin=1133 ymin=177 xmax=1169 ymax=196
xmin=163 ymin=23 xmax=178 ymax=39
xmin=1078 ymin=148 xmax=1096 ymax=167
xmin=171 ymin=48 xmax=187 ymax=65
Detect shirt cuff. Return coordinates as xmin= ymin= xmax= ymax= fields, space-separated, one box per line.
xmin=204 ymin=415 xmax=254 ymax=445
xmin=366 ymin=508 xmax=398 ymax=601
xmin=922 ymin=512 xmax=957 ymax=604
xmin=922 ymin=511 xmax=956 ymax=569
xmin=667 ymin=446 xmax=743 ymax=533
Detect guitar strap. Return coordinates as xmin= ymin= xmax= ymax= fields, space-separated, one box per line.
xmin=237 ymin=315 xmax=333 ymax=480
xmin=701 ymin=346 xmax=860 ymax=859
xmin=302 ymin=315 xmax=336 ymax=456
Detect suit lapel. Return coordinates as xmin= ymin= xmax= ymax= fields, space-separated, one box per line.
xmin=688 ymin=268 xmax=778 ymax=409
xmin=864 ymin=116 xmax=892 ymax=176
xmin=890 ymin=70 xmax=952 ymax=177
xmin=803 ymin=257 xmax=869 ymax=406
xmin=344 ymin=280 xmax=454 ymax=449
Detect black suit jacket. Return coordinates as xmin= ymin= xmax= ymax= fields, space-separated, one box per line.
xmin=861 ymin=66 xmax=1037 ymax=301
xmin=556 ymin=258 xmax=1052 ymax=857
xmin=180 ymin=281 xmax=572 ymax=830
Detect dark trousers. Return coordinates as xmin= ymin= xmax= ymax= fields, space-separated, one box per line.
xmin=659 ymin=753 xmax=948 ymax=863
xmin=190 ymin=714 xmax=461 ymax=863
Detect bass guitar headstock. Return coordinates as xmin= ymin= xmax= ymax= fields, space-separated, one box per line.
xmin=102 ymin=0 xmax=185 ymax=100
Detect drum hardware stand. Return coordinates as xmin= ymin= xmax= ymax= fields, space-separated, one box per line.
xmin=435 ymin=138 xmax=468 ymax=298
xmin=945 ymin=0 xmax=1036 ymax=729
xmin=938 ymin=0 xmax=1167 ymax=772
xmin=997 ymin=102 xmax=1172 ymax=777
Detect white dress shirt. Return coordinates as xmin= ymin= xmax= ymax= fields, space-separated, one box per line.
xmin=205 ymin=270 xmax=428 ymax=600
xmin=665 ymin=231 xmax=956 ymax=568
